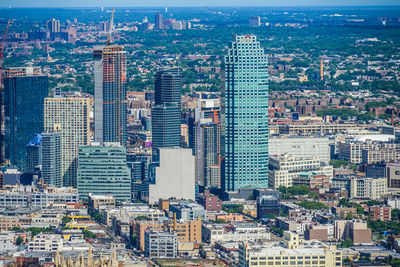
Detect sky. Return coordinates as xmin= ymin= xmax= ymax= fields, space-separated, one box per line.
xmin=0 ymin=0 xmax=399 ymax=7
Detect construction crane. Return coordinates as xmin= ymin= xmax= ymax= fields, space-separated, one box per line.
xmin=0 ymin=20 xmax=10 ymax=165
xmin=106 ymin=9 xmax=115 ymax=45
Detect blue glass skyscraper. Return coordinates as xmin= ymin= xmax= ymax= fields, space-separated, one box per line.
xmin=4 ymin=67 xmax=48 ymax=169
xmin=224 ymin=35 xmax=269 ymax=191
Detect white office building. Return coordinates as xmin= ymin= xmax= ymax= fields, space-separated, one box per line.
xmin=148 ymin=148 xmax=195 ymax=204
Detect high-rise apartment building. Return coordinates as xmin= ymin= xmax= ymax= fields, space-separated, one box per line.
xmin=44 ymin=97 xmax=90 ymax=188
xmin=77 ymin=142 xmax=131 ymax=201
xmin=25 ymin=135 xmax=41 ymax=174
xmin=40 ymin=132 xmax=62 ymax=187
xmin=194 ymin=118 xmax=221 ymax=189
xmin=154 ymin=13 xmax=164 ymax=30
xmin=94 ymin=45 xmax=127 ymax=146
xmin=47 ymin=18 xmax=61 ymax=33
xmin=4 ymin=67 xmax=48 ymax=169
xmin=224 ymin=35 xmax=269 ymax=191
xmin=152 ymin=68 xmax=182 ymax=149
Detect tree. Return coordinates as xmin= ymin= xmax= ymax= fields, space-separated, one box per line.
xmin=82 ymin=230 xmax=97 ymax=239
xmin=298 ymin=201 xmax=329 ymax=210
xmin=392 ymin=209 xmax=400 ymax=220
xmin=135 ymin=216 xmax=149 ymax=221
xmin=309 ymin=191 xmax=319 ymax=200
xmin=340 ymin=238 xmax=354 ymax=248
xmin=330 ymin=160 xmax=349 ymax=168
xmin=62 ymin=216 xmax=72 ymax=225
xmin=339 ymin=198 xmax=350 ymax=207
xmin=366 ymin=200 xmax=383 ymax=207
xmin=391 ymin=258 xmax=400 ymax=267
xmin=91 ymin=212 xmax=102 ymax=223
xmin=16 ymin=236 xmax=23 ymax=246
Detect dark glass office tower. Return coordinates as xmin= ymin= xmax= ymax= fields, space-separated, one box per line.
xmin=4 ymin=67 xmax=48 ymax=169
xmin=94 ymin=45 xmax=127 ymax=146
xmin=151 ymin=68 xmax=182 ymax=148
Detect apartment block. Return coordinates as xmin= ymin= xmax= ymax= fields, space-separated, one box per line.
xmin=44 ymin=97 xmax=90 ymax=187
xmin=131 ymin=218 xmax=201 ymax=251
xmin=368 ymin=206 xmax=391 ymax=222
xmin=269 ymin=136 xmax=330 ymax=163
xmin=144 ymin=230 xmax=178 ymax=259
xmin=269 ymin=155 xmax=333 ymax=188
xmin=362 ymin=149 xmax=400 ymax=164
xmin=338 ymin=141 xmax=399 ymax=164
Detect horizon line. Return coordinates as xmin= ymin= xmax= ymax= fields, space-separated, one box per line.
xmin=1 ymin=5 xmax=400 ymax=8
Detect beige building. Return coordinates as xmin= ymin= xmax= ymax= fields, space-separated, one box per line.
xmin=334 ymin=220 xmax=372 ymax=244
xmin=279 ymin=122 xmax=361 ymax=136
xmin=44 ymin=97 xmax=90 ymax=188
xmin=269 ymin=155 xmax=333 ymax=188
xmin=131 ymin=217 xmax=202 ymax=251
xmin=28 ymin=234 xmax=63 ymax=251
xmin=0 ymin=216 xmax=31 ymax=230
xmin=350 ymin=177 xmax=387 ymax=200
xmin=362 ymin=149 xmax=400 ymax=164
xmin=88 ymin=194 xmax=115 ymax=214
xmin=338 ymin=141 xmax=399 ymax=164
xmin=181 ymin=124 xmax=189 ymax=147
xmin=239 ymin=231 xmax=342 ymax=267
xmin=387 ymin=163 xmax=400 ymax=188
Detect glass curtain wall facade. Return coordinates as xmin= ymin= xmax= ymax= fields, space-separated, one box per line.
xmin=224 ymin=35 xmax=269 ymax=191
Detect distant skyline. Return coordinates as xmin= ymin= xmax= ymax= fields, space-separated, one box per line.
xmin=1 ymin=0 xmax=399 ymax=7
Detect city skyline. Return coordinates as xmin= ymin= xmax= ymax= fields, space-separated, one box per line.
xmin=0 ymin=5 xmax=399 ymax=266
xmin=1 ymin=0 xmax=399 ymax=7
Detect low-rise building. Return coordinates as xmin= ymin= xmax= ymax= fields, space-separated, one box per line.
xmin=334 ymin=220 xmax=372 ymax=244
xmin=362 ymin=149 xmax=400 ymax=164
xmin=28 ymin=234 xmax=63 ymax=252
xmin=368 ymin=206 xmax=391 ymax=222
xmin=268 ymin=155 xmax=332 ymax=188
xmin=131 ymin=217 xmax=202 ymax=251
xmin=338 ymin=141 xmax=398 ymax=164
xmin=198 ymin=190 xmax=222 ymax=211
xmin=257 ymin=195 xmax=280 ymax=219
xmin=144 ymin=230 xmax=178 ymax=259
xmin=0 ymin=232 xmax=17 ymax=252
xmin=169 ymin=200 xmax=205 ymax=221
xmin=387 ymin=163 xmax=400 ymax=188
xmin=239 ymin=231 xmax=342 ymax=267
xmin=332 ymin=207 xmax=357 ymax=218
xmin=0 ymin=185 xmax=78 ymax=208
xmin=0 ymin=216 xmax=32 ymax=230
xmin=387 ymin=197 xmax=400 ymax=209
xmin=88 ymin=194 xmax=115 ymax=214
xmin=305 ymin=225 xmax=329 ymax=241
xmin=202 ymin=222 xmax=270 ymax=245
xmin=268 ymin=136 xmax=330 ymax=164
xmin=333 ymin=176 xmax=387 ymax=200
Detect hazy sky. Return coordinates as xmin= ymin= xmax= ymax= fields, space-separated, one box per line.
xmin=0 ymin=0 xmax=399 ymax=7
